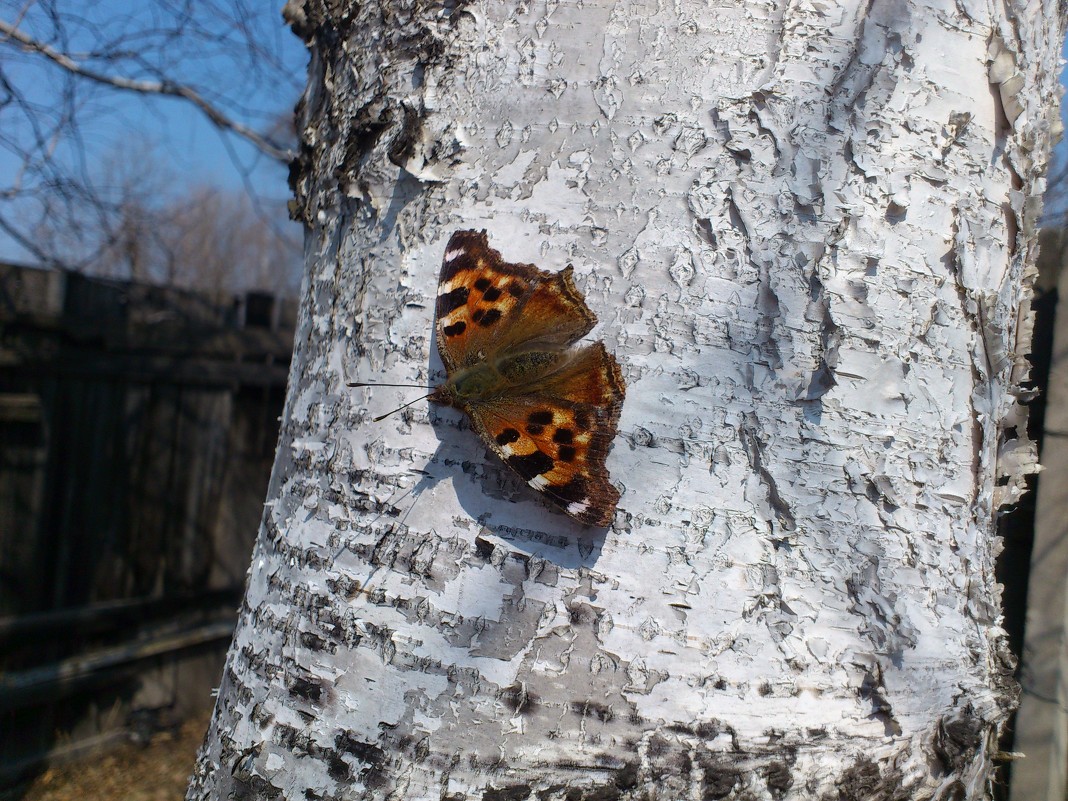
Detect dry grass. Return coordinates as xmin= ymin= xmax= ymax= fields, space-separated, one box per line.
xmin=16 ymin=714 xmax=209 ymax=801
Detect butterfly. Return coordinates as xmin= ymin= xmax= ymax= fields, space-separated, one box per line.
xmin=421 ymin=230 xmax=625 ymax=526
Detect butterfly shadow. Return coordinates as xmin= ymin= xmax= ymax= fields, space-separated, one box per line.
xmin=425 ymin=419 xmax=607 ymax=566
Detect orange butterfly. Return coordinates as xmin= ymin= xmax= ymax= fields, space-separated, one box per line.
xmin=429 ymin=230 xmax=625 ymax=526
xmin=356 ymin=230 xmax=625 ymax=526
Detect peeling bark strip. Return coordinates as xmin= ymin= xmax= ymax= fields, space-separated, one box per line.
xmin=190 ymin=2 xmax=1062 ymax=800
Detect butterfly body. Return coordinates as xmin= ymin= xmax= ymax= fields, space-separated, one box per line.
xmin=428 ymin=230 xmax=626 ymax=527
xmin=430 ymin=350 xmax=567 ymax=406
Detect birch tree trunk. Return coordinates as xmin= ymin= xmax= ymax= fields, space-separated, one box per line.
xmin=188 ymin=2 xmax=1063 ymax=799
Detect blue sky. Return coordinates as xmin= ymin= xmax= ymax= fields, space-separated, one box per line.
xmin=1044 ymin=31 xmax=1068 ymax=223
xmin=0 ymin=0 xmax=307 ymax=267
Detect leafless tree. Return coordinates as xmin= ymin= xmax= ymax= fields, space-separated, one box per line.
xmin=25 ymin=140 xmax=301 ymax=293
xmin=159 ymin=186 xmax=301 ymax=295
xmin=27 ymin=141 xmax=172 ymax=280
xmin=0 ymin=0 xmax=303 ymax=287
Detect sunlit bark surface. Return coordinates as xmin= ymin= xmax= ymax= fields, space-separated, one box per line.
xmin=188 ymin=1 xmax=1062 ymax=799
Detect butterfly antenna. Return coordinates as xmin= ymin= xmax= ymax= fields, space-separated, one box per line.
xmin=370 ymin=392 xmax=435 ymax=422
xmin=347 ymin=382 xmax=435 ymax=422
xmin=347 ymin=381 xmax=428 ymax=389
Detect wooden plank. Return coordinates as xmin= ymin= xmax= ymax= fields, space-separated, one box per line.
xmin=0 ymin=619 xmax=236 ymax=709
xmin=0 ymin=394 xmax=43 ymax=423
xmin=0 ymin=587 xmax=240 ymax=642
xmin=5 ymin=353 xmax=290 ymax=388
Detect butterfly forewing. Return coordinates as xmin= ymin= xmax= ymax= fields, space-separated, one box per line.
xmin=436 ymin=230 xmax=596 ymax=371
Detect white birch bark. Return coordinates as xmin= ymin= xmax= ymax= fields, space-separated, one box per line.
xmin=188 ymin=2 xmax=1063 ymax=799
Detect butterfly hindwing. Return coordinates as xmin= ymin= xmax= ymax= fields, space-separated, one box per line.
xmin=466 ymin=344 xmax=624 ymax=526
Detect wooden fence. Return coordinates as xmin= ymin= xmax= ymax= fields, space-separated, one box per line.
xmin=0 ymin=264 xmax=294 ymax=787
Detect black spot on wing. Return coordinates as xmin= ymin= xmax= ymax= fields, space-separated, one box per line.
xmin=472 ymin=308 xmax=485 ymax=322
xmin=482 ymin=286 xmax=502 ymax=302
xmin=437 ymin=286 xmax=469 ymax=317
xmin=507 ymin=283 xmax=525 ymax=297
xmin=474 ymin=277 xmax=491 ymax=291
xmin=551 ymin=476 xmax=587 ymax=504
xmin=527 ymin=424 xmax=545 ymax=436
xmin=552 ymin=428 xmax=573 ymax=444
xmin=558 ymin=445 xmax=576 ymax=462
xmin=478 ymin=308 xmax=502 ymax=327
xmin=496 ymin=428 xmax=520 ymax=446
xmin=528 ymin=410 xmax=553 ymax=425
xmin=509 ymin=450 xmax=554 ymax=481
xmin=443 ymin=321 xmax=466 ymax=337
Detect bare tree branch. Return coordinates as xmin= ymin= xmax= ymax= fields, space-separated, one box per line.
xmin=0 ymin=2 xmax=302 ymax=287
xmin=0 ymin=17 xmax=294 ymax=163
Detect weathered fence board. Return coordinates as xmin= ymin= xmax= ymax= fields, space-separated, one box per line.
xmin=0 ymin=263 xmax=294 ymax=786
